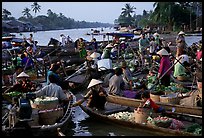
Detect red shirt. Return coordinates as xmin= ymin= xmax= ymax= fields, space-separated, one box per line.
xmin=144 ymin=98 xmax=159 ymax=112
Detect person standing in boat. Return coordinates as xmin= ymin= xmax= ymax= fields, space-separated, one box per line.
xmin=90 ymin=38 xmax=99 ymax=52
xmin=47 ymin=63 xmax=62 ymax=86
xmin=27 ymin=33 xmax=37 ymax=53
xmin=59 ymin=34 xmax=67 ymax=47
xmin=109 ymin=67 xmax=125 ymax=96
xmin=121 ymin=61 xmax=133 ymax=91
xmin=176 ymin=31 xmax=187 ymax=57
xmin=156 ymin=48 xmax=172 ymax=87
xmin=138 ymin=33 xmax=150 ymax=67
xmin=77 ymin=38 xmax=87 ymax=58
xmin=101 ymin=43 xmax=112 ymax=59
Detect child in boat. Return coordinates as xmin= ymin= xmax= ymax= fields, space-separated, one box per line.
xmin=139 ymin=91 xmax=165 ymax=114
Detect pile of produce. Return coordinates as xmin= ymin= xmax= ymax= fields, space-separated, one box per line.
xmin=5 ymin=91 xmax=21 ymax=97
xmin=34 ymin=96 xmax=58 ymax=104
xmin=3 ymin=91 xmax=22 ymax=102
xmin=147 ymin=116 xmax=173 ymax=128
xmin=108 ymin=111 xmax=134 ymax=122
xmin=185 ymin=123 xmax=202 ymax=135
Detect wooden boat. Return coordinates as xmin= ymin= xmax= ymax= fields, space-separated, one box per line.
xmin=2 ymin=91 xmax=75 ymax=136
xmin=79 ymin=98 xmax=202 ymax=136
xmin=106 ymin=94 xmax=202 ymax=116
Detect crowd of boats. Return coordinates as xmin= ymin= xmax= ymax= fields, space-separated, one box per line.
xmin=1 ymin=30 xmax=202 ymax=136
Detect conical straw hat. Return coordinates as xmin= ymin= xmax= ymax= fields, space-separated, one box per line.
xmin=90 ymin=52 xmax=101 ymax=59
xmin=106 ymin=44 xmax=113 ymax=48
xmin=17 ymin=71 xmax=30 ymax=78
xmin=178 ymin=31 xmax=185 ymax=35
xmin=157 ymin=48 xmax=169 ymax=56
xmin=87 ymin=79 xmax=103 ymax=89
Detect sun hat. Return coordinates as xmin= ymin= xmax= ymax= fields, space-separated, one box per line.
xmin=153 ymin=33 xmax=160 ymax=37
xmin=120 ymin=41 xmax=125 ymax=44
xmin=157 ymin=48 xmax=169 ymax=56
xmin=178 ymin=31 xmax=185 ymax=35
xmin=106 ymin=44 xmax=113 ymax=48
xmin=87 ymin=79 xmax=103 ymax=89
xmin=90 ymin=52 xmax=101 ymax=59
xmin=114 ymin=43 xmax=118 ymax=47
xmin=17 ymin=71 xmax=30 ymax=78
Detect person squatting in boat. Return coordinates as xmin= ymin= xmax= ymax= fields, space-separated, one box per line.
xmin=138 ymin=91 xmax=166 ymax=115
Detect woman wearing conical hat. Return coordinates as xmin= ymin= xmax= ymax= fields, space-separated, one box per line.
xmin=156 ymin=48 xmax=172 ymax=87
xmin=73 ymin=79 xmax=107 ymax=110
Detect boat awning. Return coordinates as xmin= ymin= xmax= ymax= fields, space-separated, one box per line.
xmin=105 ymin=32 xmax=134 ymax=38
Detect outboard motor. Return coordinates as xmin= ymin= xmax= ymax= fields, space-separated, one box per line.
xmin=18 ymin=98 xmax=32 ymax=120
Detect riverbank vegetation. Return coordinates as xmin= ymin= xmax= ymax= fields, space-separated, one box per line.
xmin=2 ymin=2 xmax=202 ymax=33
xmin=115 ymin=2 xmax=202 ymax=32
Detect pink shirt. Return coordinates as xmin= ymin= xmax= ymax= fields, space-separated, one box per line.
xmin=158 ymin=56 xmax=172 ymax=76
xmin=196 ymin=51 xmax=202 ymax=60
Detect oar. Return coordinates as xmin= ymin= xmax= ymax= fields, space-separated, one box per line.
xmin=72 ymin=91 xmax=91 ymax=107
xmin=148 ymin=56 xmax=182 ymax=90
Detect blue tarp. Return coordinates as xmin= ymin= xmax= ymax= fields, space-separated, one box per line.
xmin=106 ymin=32 xmax=134 ymax=38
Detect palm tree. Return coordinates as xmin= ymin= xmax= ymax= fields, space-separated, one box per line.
xmin=31 ymin=2 xmax=41 ymax=17
xmin=22 ymin=7 xmax=32 ymax=18
xmin=2 ymin=9 xmax=11 ymax=20
xmin=121 ymin=3 xmax=136 ymax=18
xmin=119 ymin=3 xmax=136 ymax=26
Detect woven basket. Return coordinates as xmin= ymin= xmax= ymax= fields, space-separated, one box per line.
xmin=134 ymin=108 xmax=149 ymax=124
xmin=150 ymin=93 xmax=160 ymax=102
xmin=177 ymin=75 xmax=188 ymax=81
xmin=31 ymin=100 xmax=59 ymax=110
xmin=39 ymin=108 xmax=63 ymax=125
xmin=160 ymin=94 xmax=180 ymax=104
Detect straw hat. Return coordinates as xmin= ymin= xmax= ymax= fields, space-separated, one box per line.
xmin=120 ymin=41 xmax=125 ymax=44
xmin=106 ymin=44 xmax=113 ymax=48
xmin=157 ymin=48 xmax=169 ymax=56
xmin=87 ymin=79 xmax=103 ymax=89
xmin=90 ymin=52 xmax=101 ymax=59
xmin=178 ymin=31 xmax=185 ymax=35
xmin=114 ymin=43 xmax=118 ymax=47
xmin=17 ymin=72 xmax=30 ymax=78
xmin=153 ymin=33 xmax=160 ymax=37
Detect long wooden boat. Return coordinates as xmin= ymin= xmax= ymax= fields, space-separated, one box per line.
xmin=2 ymin=91 xmax=75 ymax=136
xmin=106 ymin=94 xmax=202 ymax=116
xmin=79 ymin=99 xmax=202 ymax=136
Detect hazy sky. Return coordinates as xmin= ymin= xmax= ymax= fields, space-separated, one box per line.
xmin=2 ymin=2 xmax=155 ymax=24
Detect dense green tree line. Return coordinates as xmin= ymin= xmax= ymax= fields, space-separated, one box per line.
xmin=2 ymin=2 xmax=112 ymax=31
xmin=116 ymin=2 xmax=202 ymax=31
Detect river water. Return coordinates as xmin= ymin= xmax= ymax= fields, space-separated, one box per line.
xmin=11 ymin=28 xmax=201 ymax=136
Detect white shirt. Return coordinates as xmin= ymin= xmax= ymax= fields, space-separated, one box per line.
xmin=34 ymin=83 xmax=67 ymax=101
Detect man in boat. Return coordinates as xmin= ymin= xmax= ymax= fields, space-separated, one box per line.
xmin=109 ymin=67 xmax=125 ymax=96
xmin=138 ymin=33 xmax=150 ymax=67
xmin=90 ymin=38 xmax=99 ymax=52
xmin=139 ymin=91 xmax=165 ymax=115
xmin=121 ymin=61 xmax=133 ymax=91
xmin=59 ymin=34 xmax=66 ymax=47
xmin=33 ymin=73 xmax=71 ymax=104
xmin=47 ymin=62 xmax=62 ymax=86
xmin=175 ymin=31 xmax=187 ymax=58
